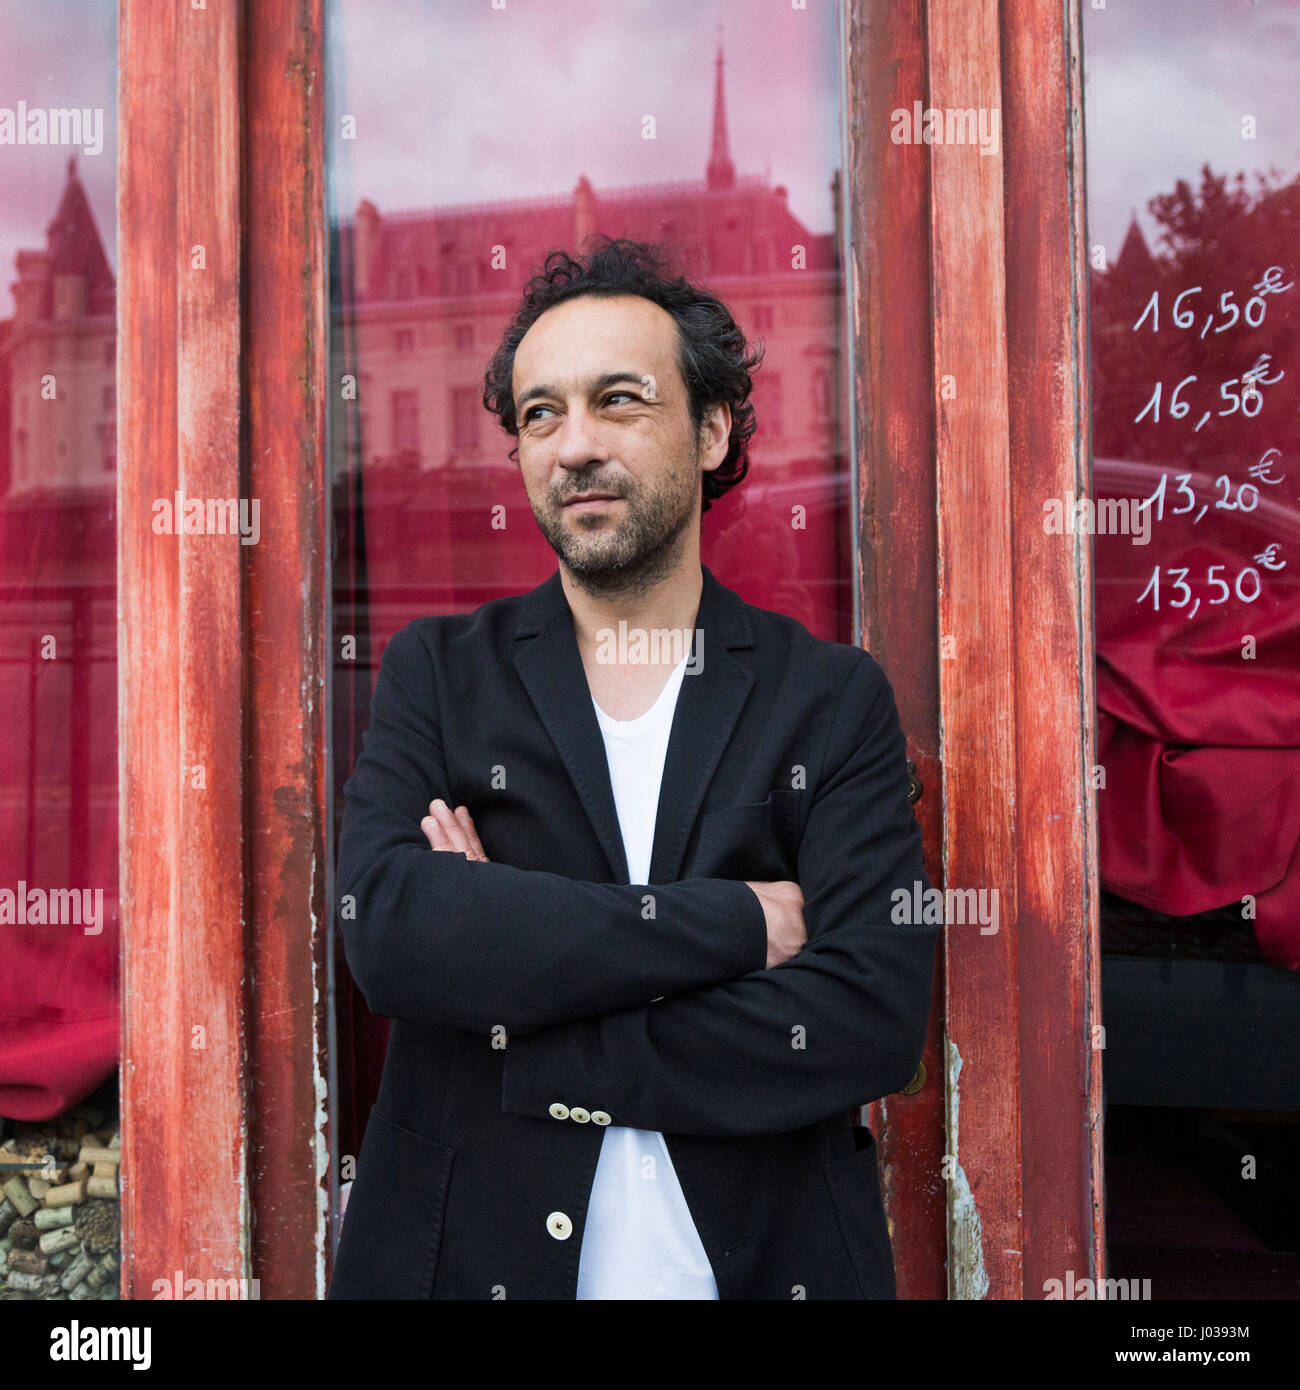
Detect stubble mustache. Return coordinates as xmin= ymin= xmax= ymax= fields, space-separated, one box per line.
xmin=552 ymin=474 xmax=631 ymax=508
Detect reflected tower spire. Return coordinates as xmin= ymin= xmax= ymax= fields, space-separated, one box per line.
xmin=706 ymin=30 xmax=736 ymax=192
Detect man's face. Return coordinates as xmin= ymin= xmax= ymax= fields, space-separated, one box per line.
xmin=510 ymin=294 xmax=728 ymax=593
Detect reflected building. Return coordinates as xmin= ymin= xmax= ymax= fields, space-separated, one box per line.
xmin=0 ymin=155 xmax=120 ymax=1152
xmin=330 ymin=44 xmax=846 ymax=482
xmin=1 ymin=158 xmax=116 ymax=501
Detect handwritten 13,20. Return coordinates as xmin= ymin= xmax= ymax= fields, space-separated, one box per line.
xmin=1134 ymin=449 xmax=1288 ymax=620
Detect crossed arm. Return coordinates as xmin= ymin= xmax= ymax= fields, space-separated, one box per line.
xmin=417 ymin=658 xmax=937 ymax=1138
xmin=420 ymin=798 xmax=809 ymax=973
xmin=337 ymin=623 xmax=803 ymax=1038
xmin=338 ymin=623 xmax=938 ymax=1140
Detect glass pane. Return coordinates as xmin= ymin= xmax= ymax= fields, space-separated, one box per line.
xmin=326 ymin=0 xmax=852 ymax=1199
xmin=0 ymin=0 xmax=121 ymax=1300
xmin=1084 ymin=0 xmax=1300 ymax=1295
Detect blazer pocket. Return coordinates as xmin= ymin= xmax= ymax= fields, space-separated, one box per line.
xmin=823 ymin=1127 xmax=898 ymax=1300
xmin=692 ymin=790 xmax=800 ymax=882
xmin=332 ymin=1107 xmax=455 ymax=1300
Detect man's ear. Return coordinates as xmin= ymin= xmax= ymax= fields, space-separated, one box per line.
xmin=700 ymin=402 xmax=731 ymax=473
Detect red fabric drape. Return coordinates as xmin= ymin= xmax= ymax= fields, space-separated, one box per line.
xmin=0 ymin=498 xmax=119 ymax=1118
xmin=1093 ymin=461 xmax=1300 ymax=969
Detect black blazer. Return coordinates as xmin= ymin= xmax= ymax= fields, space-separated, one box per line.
xmin=327 ymin=565 xmax=938 ymax=1300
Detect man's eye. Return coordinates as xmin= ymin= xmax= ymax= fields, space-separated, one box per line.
xmin=522 ymin=405 xmax=554 ymax=423
xmin=604 ymin=392 xmax=636 ymax=406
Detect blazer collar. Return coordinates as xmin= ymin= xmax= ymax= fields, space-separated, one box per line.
xmin=511 ymin=565 xmax=756 ymax=884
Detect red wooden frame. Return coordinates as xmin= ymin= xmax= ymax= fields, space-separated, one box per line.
xmin=855 ymin=0 xmax=1103 ymax=1297
xmin=848 ymin=0 xmax=947 ymax=1301
xmin=119 ymin=0 xmax=248 ymax=1296
xmin=928 ymin=0 xmax=1025 ymax=1299
xmin=1002 ymin=0 xmax=1105 ymax=1298
xmin=119 ymin=0 xmax=328 ymax=1298
xmin=243 ymin=0 xmax=330 ymax=1299
xmin=115 ymin=0 xmax=1099 ymax=1299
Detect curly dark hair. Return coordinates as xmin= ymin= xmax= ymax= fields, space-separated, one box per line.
xmin=482 ymin=237 xmax=764 ymax=512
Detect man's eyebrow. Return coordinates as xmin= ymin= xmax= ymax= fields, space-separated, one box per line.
xmin=515 ymin=371 xmax=655 ymax=412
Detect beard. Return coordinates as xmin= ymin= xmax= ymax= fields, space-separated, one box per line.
xmin=530 ymin=450 xmax=700 ymax=599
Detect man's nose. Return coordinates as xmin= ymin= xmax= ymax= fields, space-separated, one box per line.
xmin=552 ymin=403 xmax=609 ymax=470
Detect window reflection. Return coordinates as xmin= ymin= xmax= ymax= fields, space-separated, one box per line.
xmin=0 ymin=0 xmax=120 ymax=1300
xmin=1084 ymin=0 xmax=1300 ymax=1296
xmin=326 ymin=0 xmax=852 ymax=1165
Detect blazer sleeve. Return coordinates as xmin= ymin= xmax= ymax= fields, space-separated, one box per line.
xmin=499 ymin=654 xmax=940 ymax=1137
xmin=337 ymin=621 xmax=769 ymax=1036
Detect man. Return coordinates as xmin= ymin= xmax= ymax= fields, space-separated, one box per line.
xmin=328 ymin=238 xmax=938 ymax=1300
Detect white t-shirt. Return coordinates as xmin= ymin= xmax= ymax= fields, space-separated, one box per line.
xmin=575 ymin=653 xmax=719 ymax=1301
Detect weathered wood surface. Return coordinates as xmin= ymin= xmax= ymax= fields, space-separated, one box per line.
xmin=1001 ymin=0 xmax=1105 ymax=1297
xmin=244 ymin=0 xmax=330 ymax=1299
xmin=119 ymin=0 xmax=329 ymax=1298
xmin=849 ymin=0 xmax=947 ymax=1303
xmin=120 ymin=0 xmax=248 ymax=1297
xmin=926 ymin=0 xmax=1024 ymax=1301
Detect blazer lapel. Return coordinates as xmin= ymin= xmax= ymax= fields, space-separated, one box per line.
xmin=511 ymin=564 xmax=756 ymax=887
xmin=511 ymin=569 xmax=630 ymax=884
xmin=648 ymin=566 xmax=755 ymax=884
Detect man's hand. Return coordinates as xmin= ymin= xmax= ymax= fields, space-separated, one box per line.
xmin=419 ymin=803 xmax=803 ymax=967
xmin=421 ymin=799 xmax=490 ymax=862
xmin=745 ymin=880 xmax=807 ymax=968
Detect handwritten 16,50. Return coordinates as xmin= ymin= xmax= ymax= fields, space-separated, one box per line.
xmin=1131 ymin=266 xmax=1294 ymax=336
xmin=1138 ymin=449 xmax=1287 ymax=527
xmin=1133 ymin=354 xmax=1284 ymax=430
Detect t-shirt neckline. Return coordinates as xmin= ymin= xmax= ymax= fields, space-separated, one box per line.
xmin=591 ymin=653 xmax=691 ymax=733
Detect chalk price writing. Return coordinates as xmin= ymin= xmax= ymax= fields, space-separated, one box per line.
xmin=1139 ymin=456 xmax=1286 ymax=528
xmin=1131 ymin=266 xmax=1294 ymax=336
xmin=1136 ymin=563 xmax=1267 ymax=620
xmin=1133 ymin=354 xmax=1284 ymax=429
xmin=1141 ymin=472 xmax=1258 ymax=526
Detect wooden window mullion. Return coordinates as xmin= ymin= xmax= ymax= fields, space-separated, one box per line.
xmin=119 ymin=0 xmax=328 ymax=1297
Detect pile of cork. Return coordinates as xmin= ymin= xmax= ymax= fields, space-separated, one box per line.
xmin=0 ymin=1102 xmax=120 ymax=1301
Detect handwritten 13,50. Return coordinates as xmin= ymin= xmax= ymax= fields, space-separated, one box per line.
xmin=1135 ymin=559 xmax=1285 ymax=620
xmin=1135 ymin=451 xmax=1287 ymax=619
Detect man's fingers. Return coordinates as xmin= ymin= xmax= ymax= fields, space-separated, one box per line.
xmin=454 ymin=805 xmax=489 ymax=861
xmin=428 ymin=799 xmax=472 ymax=855
xmin=423 ymin=799 xmax=490 ymax=862
xmin=420 ymin=814 xmax=449 ymax=851
xmin=428 ymin=799 xmax=492 ymax=862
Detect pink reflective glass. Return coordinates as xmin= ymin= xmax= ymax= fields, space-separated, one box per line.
xmin=325 ymin=0 xmax=854 ymax=1159
xmin=1084 ymin=0 xmax=1300 ymax=972
xmin=0 ymin=3 xmax=119 ymax=1129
